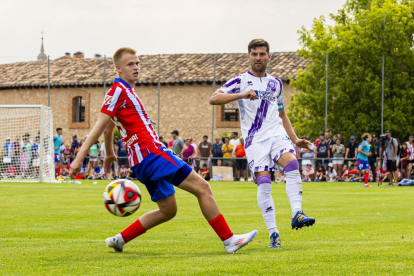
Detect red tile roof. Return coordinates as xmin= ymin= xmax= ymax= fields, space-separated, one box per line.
xmin=0 ymin=52 xmax=308 ymax=89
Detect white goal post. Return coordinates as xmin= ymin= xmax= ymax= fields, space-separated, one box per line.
xmin=0 ymin=105 xmax=55 ymax=182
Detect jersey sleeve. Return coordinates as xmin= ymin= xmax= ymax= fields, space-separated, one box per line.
xmin=219 ymin=75 xmax=242 ymax=94
xmin=100 ymin=85 xmax=126 ymax=117
xmin=276 ymin=78 xmax=284 ymax=110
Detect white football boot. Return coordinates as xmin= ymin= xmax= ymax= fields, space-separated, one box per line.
xmin=105 ymin=235 xmax=125 ymax=252
xmin=224 ymin=230 xmax=258 ymax=254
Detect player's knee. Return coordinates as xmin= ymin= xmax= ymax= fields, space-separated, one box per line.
xmin=197 ymin=179 xmax=213 ymax=197
xmin=161 ymin=204 xmax=177 ymax=220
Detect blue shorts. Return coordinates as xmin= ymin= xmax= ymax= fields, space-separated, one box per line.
xmin=357 ymin=159 xmax=369 ymax=171
xmin=132 ymin=148 xmax=192 ymax=202
xmin=54 ymin=153 xmax=61 ymax=163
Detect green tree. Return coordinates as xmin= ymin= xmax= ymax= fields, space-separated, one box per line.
xmin=289 ymin=0 xmax=414 ymax=141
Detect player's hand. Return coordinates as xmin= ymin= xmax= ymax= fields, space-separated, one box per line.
xmin=241 ymin=89 xmax=258 ymax=100
xmin=104 ymin=154 xmax=117 ymax=174
xmin=295 ymin=139 xmax=312 ymax=151
xmin=69 ymin=158 xmax=82 ymax=178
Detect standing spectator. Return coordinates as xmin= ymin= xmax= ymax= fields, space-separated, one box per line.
xmin=332 ymin=138 xmax=345 ymax=180
xmin=300 ymin=136 xmax=315 ymax=170
xmin=159 ymin=136 xmax=168 ymax=148
xmin=357 ymin=133 xmax=373 ymax=188
xmin=21 ymin=136 xmax=33 ymax=176
xmin=400 ymin=143 xmax=410 ymax=179
xmin=115 ymin=137 xmax=128 ymax=174
xmin=181 ymin=138 xmax=195 ymax=166
xmin=53 ymin=128 xmax=63 ymax=176
xmin=24 ymin=133 xmax=33 ymax=145
xmin=325 ymin=163 xmax=338 ymax=182
xmin=212 ymin=136 xmax=223 ymax=166
xmin=197 ymin=135 xmax=212 ymax=169
xmin=221 ymin=137 xmax=233 ymax=167
xmin=315 ymin=137 xmax=330 ymax=170
xmin=170 ymin=130 xmax=184 ymax=157
xmin=20 ymin=147 xmax=29 ymax=178
xmin=71 ymin=135 xmax=79 ymax=158
xmin=372 ymin=135 xmax=380 ymax=159
xmin=230 ymin=132 xmax=240 ymax=158
xmin=345 ymin=135 xmax=359 ymax=167
xmin=407 ymin=137 xmax=414 ymax=179
xmin=336 ymin=133 xmax=344 ymax=144
xmin=396 ymin=138 xmax=402 ymax=168
xmin=315 ymin=133 xmax=324 ymax=147
xmin=383 ymin=130 xmax=399 ymax=185
xmin=235 ymin=137 xmax=247 ymax=181
xmin=32 ymin=136 xmax=40 ymax=177
xmin=325 ymin=131 xmax=334 ymax=154
xmin=2 ymin=137 xmax=12 ymax=164
xmin=369 ymin=136 xmax=378 ymax=182
xmin=199 ymin=164 xmax=210 ymax=181
xmin=88 ymin=141 xmax=100 ymax=176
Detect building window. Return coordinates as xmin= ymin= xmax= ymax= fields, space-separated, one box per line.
xmin=72 ymin=96 xmax=85 ymax=122
xmin=222 ymin=102 xmax=239 ymax=122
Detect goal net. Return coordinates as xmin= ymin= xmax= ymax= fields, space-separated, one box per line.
xmin=0 ymin=105 xmax=55 ymax=182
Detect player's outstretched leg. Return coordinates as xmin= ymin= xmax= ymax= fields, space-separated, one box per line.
xmin=256 ymin=174 xmax=281 ymax=248
xmin=179 ymin=170 xmax=258 ymax=253
xmin=106 ymin=195 xmax=178 ymax=252
xmin=283 ymin=158 xmax=315 ymax=230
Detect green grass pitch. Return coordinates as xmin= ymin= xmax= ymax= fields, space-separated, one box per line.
xmin=0 ymin=180 xmax=413 ymax=275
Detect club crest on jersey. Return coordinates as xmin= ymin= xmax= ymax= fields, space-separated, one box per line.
xmin=104 ymin=95 xmax=113 ymax=105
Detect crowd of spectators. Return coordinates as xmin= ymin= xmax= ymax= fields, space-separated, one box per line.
xmin=296 ymin=131 xmax=414 ymax=184
xmin=2 ymin=128 xmax=412 ymax=185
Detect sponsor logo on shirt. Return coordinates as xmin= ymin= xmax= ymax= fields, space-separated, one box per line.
xmin=254 ymin=90 xmax=276 ymax=101
xmin=247 ymin=81 xmax=253 ymax=86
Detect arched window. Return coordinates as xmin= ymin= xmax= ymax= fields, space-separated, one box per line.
xmin=72 ymin=96 xmax=85 ymax=122
xmin=69 ymin=91 xmax=89 ymax=129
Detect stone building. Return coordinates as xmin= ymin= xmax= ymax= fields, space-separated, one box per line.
xmin=0 ymin=47 xmax=307 ymax=145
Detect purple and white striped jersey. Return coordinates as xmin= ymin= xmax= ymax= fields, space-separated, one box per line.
xmin=219 ymin=71 xmax=287 ymax=149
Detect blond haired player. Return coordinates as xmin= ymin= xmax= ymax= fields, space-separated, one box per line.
xmin=70 ymin=47 xmax=257 ymax=254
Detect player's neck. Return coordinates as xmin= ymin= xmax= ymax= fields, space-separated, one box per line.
xmin=119 ymin=76 xmax=136 ymax=88
xmin=249 ymin=70 xmax=267 ymax=78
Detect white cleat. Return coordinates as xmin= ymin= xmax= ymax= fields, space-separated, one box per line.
xmin=106 ymin=236 xmax=125 ymax=252
xmin=224 ymin=230 xmax=258 ymax=254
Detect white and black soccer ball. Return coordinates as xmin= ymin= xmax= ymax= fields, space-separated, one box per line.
xmin=103 ymin=179 xmax=141 ymax=217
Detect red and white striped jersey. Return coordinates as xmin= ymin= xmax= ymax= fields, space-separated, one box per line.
xmin=100 ymin=78 xmax=164 ymax=167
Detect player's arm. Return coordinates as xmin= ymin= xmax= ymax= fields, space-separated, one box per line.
xmin=69 ymin=113 xmax=112 ymax=177
xmin=103 ymin=120 xmax=117 ymax=173
xmin=278 ymin=109 xmax=311 ymax=151
xmin=209 ymin=89 xmax=257 ymax=105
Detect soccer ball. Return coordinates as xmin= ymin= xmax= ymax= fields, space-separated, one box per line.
xmin=103 ymin=179 xmax=141 ymax=217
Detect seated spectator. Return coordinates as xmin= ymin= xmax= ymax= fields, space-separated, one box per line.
xmin=61 ymin=166 xmax=70 ymax=180
xmin=93 ymin=163 xmax=105 ymax=179
xmin=315 ymin=166 xmax=325 ymax=182
xmin=199 ymin=164 xmax=210 ymax=181
xmin=325 ymin=163 xmax=338 ymax=182
xmin=216 ymin=159 xmax=222 ymax=166
xmin=119 ymin=164 xmax=129 ymax=179
xmin=375 ymin=164 xmax=381 ymax=182
xmin=1 ymin=164 xmax=16 ymax=179
xmin=302 ymin=163 xmax=315 ymax=182
xmin=343 ymin=164 xmax=358 ymax=182
xmin=332 ymin=138 xmax=345 ymax=180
